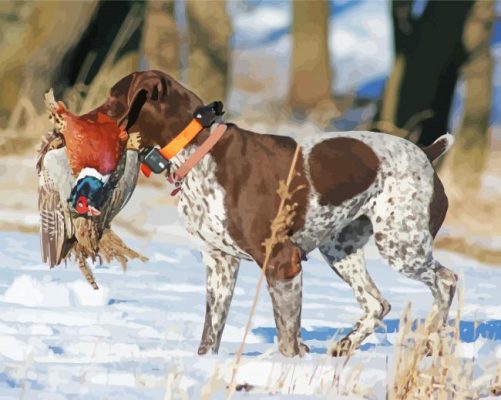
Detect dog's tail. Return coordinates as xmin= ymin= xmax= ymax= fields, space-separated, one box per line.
xmin=422 ymin=133 xmax=454 ymax=162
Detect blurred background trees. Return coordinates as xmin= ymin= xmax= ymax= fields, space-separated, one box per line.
xmin=4 ymin=0 xmax=494 ymax=162
xmin=373 ymin=0 xmax=496 ymax=193
xmin=289 ymin=0 xmax=339 ymax=125
xmin=0 ymin=1 xmax=98 ymax=126
xmin=142 ymin=0 xmax=180 ymax=79
xmin=449 ymin=0 xmax=496 ymax=192
xmin=374 ymin=0 xmax=474 ymax=147
xmin=0 ymin=0 xmax=232 ymax=129
xmin=0 ymin=0 xmax=499 ymax=261
xmin=186 ymin=1 xmax=232 ymax=102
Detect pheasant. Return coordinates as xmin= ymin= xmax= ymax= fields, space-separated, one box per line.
xmin=47 ymin=91 xmax=130 ymax=216
xmin=37 ymin=90 xmax=147 ymax=289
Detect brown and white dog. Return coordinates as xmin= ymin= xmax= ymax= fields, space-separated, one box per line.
xmin=95 ymin=70 xmax=456 ymax=357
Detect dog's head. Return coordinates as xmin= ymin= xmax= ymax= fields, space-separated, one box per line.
xmin=100 ymin=70 xmax=204 ymax=148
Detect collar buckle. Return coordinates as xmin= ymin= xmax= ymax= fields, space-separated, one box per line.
xmin=193 ymin=101 xmax=224 ymax=128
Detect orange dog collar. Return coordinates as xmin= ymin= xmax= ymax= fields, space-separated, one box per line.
xmin=159 ymin=119 xmax=203 ymax=160
xmin=139 ymin=118 xmax=204 ymax=178
xmin=139 ymin=101 xmax=224 ymax=177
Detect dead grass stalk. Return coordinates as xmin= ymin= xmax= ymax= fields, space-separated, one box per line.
xmin=226 ymin=144 xmax=302 ymax=399
xmin=389 ymin=286 xmax=500 ymax=399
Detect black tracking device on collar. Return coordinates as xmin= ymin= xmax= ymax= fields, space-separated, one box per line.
xmin=193 ymin=101 xmax=225 ymax=128
xmin=138 ymin=147 xmax=171 ymax=174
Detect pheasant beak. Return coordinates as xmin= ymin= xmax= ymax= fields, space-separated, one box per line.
xmin=88 ymin=206 xmax=102 ymax=217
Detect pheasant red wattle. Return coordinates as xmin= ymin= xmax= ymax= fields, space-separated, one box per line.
xmin=56 ymin=103 xmax=127 ymax=176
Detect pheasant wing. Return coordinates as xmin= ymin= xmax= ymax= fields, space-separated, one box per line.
xmin=98 ymin=150 xmax=140 ymax=231
xmin=38 ymin=147 xmax=75 ymax=267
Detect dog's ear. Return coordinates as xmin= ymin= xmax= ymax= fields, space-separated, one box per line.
xmin=111 ymin=71 xmax=169 ymax=131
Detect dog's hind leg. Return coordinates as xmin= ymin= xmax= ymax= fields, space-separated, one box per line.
xmin=198 ymin=248 xmax=240 ymax=355
xmin=372 ymin=171 xmax=456 ymax=331
xmin=319 ymin=216 xmax=391 ymax=356
xmin=264 ymin=240 xmax=308 ymax=357
xmin=373 ymin=222 xmax=457 ymax=330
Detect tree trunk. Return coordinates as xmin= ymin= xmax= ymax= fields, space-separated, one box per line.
xmin=0 ymin=1 xmax=97 ymax=127
xmin=60 ymin=1 xmax=145 ymax=110
xmin=185 ymin=0 xmax=232 ymax=103
xmin=0 ymin=0 xmax=147 ymax=124
xmin=374 ymin=0 xmax=474 ymax=146
xmin=289 ymin=0 xmax=339 ymax=124
xmin=449 ymin=0 xmax=495 ymax=193
xmin=142 ymin=0 xmax=180 ymax=78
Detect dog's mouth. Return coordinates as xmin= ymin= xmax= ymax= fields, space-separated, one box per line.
xmin=86 ymin=205 xmax=102 ymax=217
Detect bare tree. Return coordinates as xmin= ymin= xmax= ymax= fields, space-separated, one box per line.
xmin=449 ymin=0 xmax=496 ymax=192
xmin=0 ymin=1 xmax=97 ymax=127
xmin=185 ymin=0 xmax=232 ymax=102
xmin=289 ymin=0 xmax=339 ymax=124
xmin=0 ymin=0 xmax=148 ymax=125
xmin=374 ymin=0 xmax=474 ymax=146
xmin=142 ymin=0 xmax=180 ymax=78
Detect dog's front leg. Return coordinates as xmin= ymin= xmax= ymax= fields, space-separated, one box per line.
xmin=198 ymin=248 xmax=240 ymax=355
xmin=265 ymin=241 xmax=308 ymax=357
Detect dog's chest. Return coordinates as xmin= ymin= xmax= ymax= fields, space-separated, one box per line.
xmin=176 ymin=153 xmax=249 ymax=258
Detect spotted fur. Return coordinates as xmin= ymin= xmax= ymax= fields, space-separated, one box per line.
xmin=267 ymin=270 xmax=307 ymax=357
xmin=95 ymin=71 xmax=454 ymax=358
xmin=198 ymin=248 xmax=240 ymax=355
xmin=172 ymin=126 xmax=252 ymax=260
xmin=174 ymin=130 xmax=454 ymax=356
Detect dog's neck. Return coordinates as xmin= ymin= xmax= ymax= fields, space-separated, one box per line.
xmin=158 ymin=104 xmax=209 ymax=149
xmin=136 ymin=88 xmax=229 ymax=170
xmin=168 ymin=123 xmax=224 ymax=170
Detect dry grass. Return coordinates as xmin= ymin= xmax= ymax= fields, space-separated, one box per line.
xmin=440 ymin=149 xmax=501 ymax=230
xmin=0 ymin=3 xmax=143 ymax=157
xmin=434 ymin=149 xmax=501 ymax=266
xmin=0 ymin=95 xmax=50 ymax=156
xmin=198 ymin=298 xmax=500 ymax=399
xmin=435 ymin=236 xmax=501 ymax=265
xmin=389 ymin=299 xmax=500 ymax=399
xmin=226 ymin=144 xmax=304 ymax=399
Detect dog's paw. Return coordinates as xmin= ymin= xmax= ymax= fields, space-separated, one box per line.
xmin=278 ymin=340 xmax=309 ymax=357
xmin=330 ymin=337 xmax=354 ymax=357
xmin=197 ymin=343 xmax=212 ymax=355
xmin=299 ymin=342 xmax=310 ymax=356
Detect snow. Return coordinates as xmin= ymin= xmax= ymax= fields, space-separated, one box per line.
xmin=2 ymin=275 xmax=109 ymax=308
xmin=230 ymin=4 xmax=290 ymax=47
xmin=0 ymin=1 xmax=500 ymax=397
xmin=69 ymin=281 xmax=110 ymax=307
xmin=228 ymin=0 xmax=393 ymax=105
xmin=3 ymin=275 xmax=71 ymax=308
xmin=0 ymin=227 xmax=499 ymax=398
xmin=330 ymin=1 xmax=393 ymax=94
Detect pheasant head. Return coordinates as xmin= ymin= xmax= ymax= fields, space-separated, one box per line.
xmin=45 ymin=90 xmax=128 ymax=217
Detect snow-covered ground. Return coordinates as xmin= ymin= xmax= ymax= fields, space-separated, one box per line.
xmin=1 ymin=1 xmax=500 ymax=398
xmin=0 ymin=220 xmax=500 ymax=399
